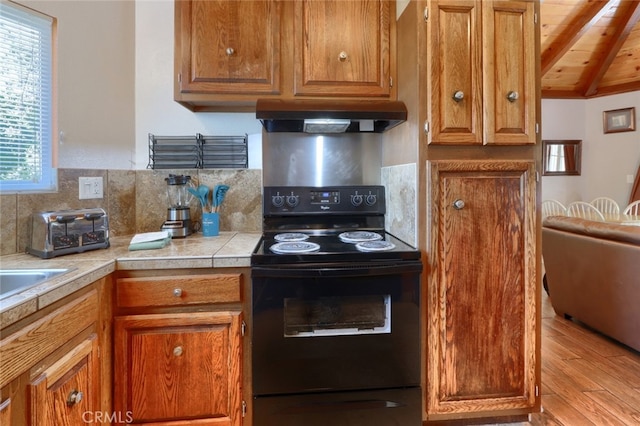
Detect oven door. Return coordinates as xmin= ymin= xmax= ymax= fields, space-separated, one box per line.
xmin=251 ymin=261 xmax=422 ymax=396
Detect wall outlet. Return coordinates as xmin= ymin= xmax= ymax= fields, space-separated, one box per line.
xmin=79 ymin=177 xmax=104 ymax=199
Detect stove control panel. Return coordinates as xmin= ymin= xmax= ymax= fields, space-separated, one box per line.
xmin=264 ymin=186 xmax=385 ymax=215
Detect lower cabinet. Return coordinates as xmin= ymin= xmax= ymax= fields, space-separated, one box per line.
xmin=113 ymin=272 xmax=245 ymax=426
xmin=114 ymin=312 xmax=243 ymax=425
xmin=28 ymin=334 xmax=100 ymax=425
xmin=0 ymin=279 xmax=109 ymax=426
xmin=425 ymin=160 xmax=539 ymax=420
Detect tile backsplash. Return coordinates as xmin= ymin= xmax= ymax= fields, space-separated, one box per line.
xmin=1 ymin=165 xmax=419 ymax=256
xmin=0 ymin=168 xmax=263 ymax=255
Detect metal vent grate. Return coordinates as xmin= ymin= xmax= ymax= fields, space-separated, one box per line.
xmin=148 ymin=133 xmax=248 ymax=169
xmin=199 ymin=134 xmax=248 ymax=169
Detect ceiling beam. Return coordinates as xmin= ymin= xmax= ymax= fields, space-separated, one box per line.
xmin=583 ymin=0 xmax=640 ymax=97
xmin=588 ymin=80 xmax=640 ymax=98
xmin=541 ymin=0 xmax=615 ymax=75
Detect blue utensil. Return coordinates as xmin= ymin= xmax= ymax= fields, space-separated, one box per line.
xmin=187 ymin=187 xmax=201 ymax=205
xmin=213 ymin=184 xmax=230 ymax=213
xmin=196 ymin=185 xmax=209 ymax=208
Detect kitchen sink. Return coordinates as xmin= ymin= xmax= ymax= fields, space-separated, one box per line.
xmin=0 ymin=268 xmax=71 ymax=300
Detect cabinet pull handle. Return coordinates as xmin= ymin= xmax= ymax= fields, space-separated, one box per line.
xmin=66 ymin=390 xmax=83 ymax=406
xmin=173 ymin=288 xmax=182 ymax=297
xmin=507 ymin=91 xmax=519 ymax=102
xmin=173 ymin=346 xmax=183 ymax=356
xmin=226 ymin=47 xmax=235 ymax=56
xmin=338 ymin=51 xmax=348 ymax=62
xmin=452 ymin=199 xmax=465 ymax=210
xmin=452 ymin=91 xmax=464 ymax=102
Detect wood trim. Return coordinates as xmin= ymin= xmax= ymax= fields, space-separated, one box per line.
xmin=0 ymin=398 xmax=11 ymax=426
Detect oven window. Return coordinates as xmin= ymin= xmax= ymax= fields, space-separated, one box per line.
xmin=283 ymin=294 xmax=391 ymax=337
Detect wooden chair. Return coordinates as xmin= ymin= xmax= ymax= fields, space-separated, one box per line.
xmin=541 ymin=199 xmax=567 ymax=219
xmin=567 ymin=201 xmax=605 ymax=221
xmin=590 ymin=197 xmax=620 ymax=215
xmin=623 ymin=200 xmax=640 ymax=215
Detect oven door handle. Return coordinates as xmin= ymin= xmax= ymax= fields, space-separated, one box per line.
xmin=251 ymin=261 xmax=422 ymax=278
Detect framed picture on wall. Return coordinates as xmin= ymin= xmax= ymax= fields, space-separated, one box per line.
xmin=603 ymin=107 xmax=635 ymax=134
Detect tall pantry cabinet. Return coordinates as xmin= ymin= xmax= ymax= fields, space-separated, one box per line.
xmin=396 ymin=0 xmax=541 ymax=423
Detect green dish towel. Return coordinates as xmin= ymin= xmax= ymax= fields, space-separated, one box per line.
xmin=128 ymin=231 xmax=171 ymax=251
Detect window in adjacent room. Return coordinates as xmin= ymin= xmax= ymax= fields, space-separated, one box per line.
xmin=0 ymin=1 xmax=56 ymax=193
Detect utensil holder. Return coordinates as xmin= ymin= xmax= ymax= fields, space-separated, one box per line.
xmin=202 ymin=213 xmax=219 ymax=237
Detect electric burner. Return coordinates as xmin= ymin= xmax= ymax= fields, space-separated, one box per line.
xmin=274 ymin=233 xmax=309 ymax=242
xmin=356 ymin=240 xmax=396 ymax=252
xmin=339 ymin=231 xmax=383 ymax=243
xmin=269 ymin=241 xmax=321 ymax=254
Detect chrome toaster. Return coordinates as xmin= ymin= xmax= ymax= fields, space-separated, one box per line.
xmin=27 ymin=208 xmax=110 ymax=258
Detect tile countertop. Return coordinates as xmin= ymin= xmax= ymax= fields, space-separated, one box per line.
xmin=0 ymin=231 xmax=261 ymax=328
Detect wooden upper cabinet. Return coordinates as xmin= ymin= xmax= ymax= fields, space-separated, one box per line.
xmin=483 ymin=1 xmax=537 ymax=145
xmin=294 ymin=0 xmax=392 ymax=97
xmin=429 ymin=1 xmax=483 ymax=144
xmin=429 ymin=0 xmax=537 ymax=145
xmin=175 ymin=0 xmax=281 ymax=96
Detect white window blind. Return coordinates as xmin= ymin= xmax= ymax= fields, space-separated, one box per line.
xmin=0 ymin=1 xmax=56 ymax=192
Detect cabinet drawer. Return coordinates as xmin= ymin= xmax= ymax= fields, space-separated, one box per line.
xmin=116 ymin=274 xmax=242 ymax=308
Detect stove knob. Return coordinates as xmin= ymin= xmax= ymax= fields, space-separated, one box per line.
xmin=272 ymin=195 xmax=284 ymax=208
xmin=351 ymin=194 xmax=363 ymax=206
xmin=365 ymin=194 xmax=377 ymax=206
xmin=286 ymin=195 xmax=299 ymax=207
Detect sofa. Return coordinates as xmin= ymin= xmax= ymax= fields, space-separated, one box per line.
xmin=542 ymin=216 xmax=640 ymax=352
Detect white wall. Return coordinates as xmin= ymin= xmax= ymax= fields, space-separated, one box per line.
xmin=22 ymin=0 xmax=136 ymax=169
xmin=134 ymin=0 xmax=262 ymax=170
xmin=21 ymin=0 xmax=263 ymax=171
xmin=542 ymin=92 xmax=640 ymax=207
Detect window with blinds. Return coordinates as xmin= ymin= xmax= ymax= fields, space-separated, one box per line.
xmin=0 ymin=2 xmax=56 ymax=192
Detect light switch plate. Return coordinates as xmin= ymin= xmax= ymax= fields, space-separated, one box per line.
xmin=79 ymin=177 xmax=104 ymax=199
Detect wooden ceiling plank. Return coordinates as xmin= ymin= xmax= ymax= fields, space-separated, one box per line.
xmin=583 ymin=1 xmax=640 ymax=97
xmin=541 ymin=0 xmax=615 ymax=75
xmin=541 ymin=88 xmax=587 ymax=99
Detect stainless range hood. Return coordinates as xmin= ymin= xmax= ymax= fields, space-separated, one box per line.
xmin=256 ymin=98 xmax=407 ymax=133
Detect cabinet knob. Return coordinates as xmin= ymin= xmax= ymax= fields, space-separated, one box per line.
xmin=452 ymin=199 xmax=465 ymax=210
xmin=452 ymin=91 xmax=464 ymax=102
xmin=173 ymin=288 xmax=182 ymax=297
xmin=225 ymin=47 xmax=235 ymax=56
xmin=507 ymin=91 xmax=519 ymax=102
xmin=66 ymin=390 xmax=83 ymax=406
xmin=338 ymin=51 xmax=348 ymax=62
xmin=173 ymin=346 xmax=183 ymax=356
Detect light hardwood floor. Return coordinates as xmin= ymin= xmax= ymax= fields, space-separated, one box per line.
xmin=528 ymin=292 xmax=640 ymax=425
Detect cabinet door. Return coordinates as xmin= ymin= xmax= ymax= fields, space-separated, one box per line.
xmin=483 ymin=1 xmax=537 ymax=145
xmin=426 ymin=160 xmax=538 ymax=419
xmin=294 ymin=0 xmax=391 ymax=97
xmin=176 ymin=0 xmax=281 ymax=95
xmin=28 ymin=335 xmax=100 ymax=426
xmin=429 ymin=0 xmax=483 ymax=145
xmin=114 ymin=311 xmax=242 ymax=426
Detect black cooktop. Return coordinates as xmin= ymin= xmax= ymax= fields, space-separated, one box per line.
xmin=251 ymin=231 xmax=420 ymax=265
